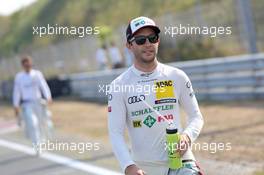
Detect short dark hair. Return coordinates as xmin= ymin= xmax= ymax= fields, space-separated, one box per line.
xmin=21 ymin=55 xmax=32 ymax=65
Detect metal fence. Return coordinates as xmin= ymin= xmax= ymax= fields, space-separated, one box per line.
xmin=68 ymin=53 xmax=264 ymax=102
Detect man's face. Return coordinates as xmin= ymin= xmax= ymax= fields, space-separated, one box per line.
xmin=22 ymin=59 xmax=32 ymax=72
xmin=127 ymin=27 xmax=159 ymax=64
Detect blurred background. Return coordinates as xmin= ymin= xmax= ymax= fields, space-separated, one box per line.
xmin=0 ymin=0 xmax=263 ymax=175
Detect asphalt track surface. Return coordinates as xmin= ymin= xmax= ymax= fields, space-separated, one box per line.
xmin=0 ymin=121 xmax=261 ymax=175
xmin=0 ymin=121 xmax=122 ymax=175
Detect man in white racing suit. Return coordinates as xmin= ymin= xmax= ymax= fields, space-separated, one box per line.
xmin=13 ymin=56 xmax=53 ymax=155
xmin=108 ymin=16 xmax=204 ymax=175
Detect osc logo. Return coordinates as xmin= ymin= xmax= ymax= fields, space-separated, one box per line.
xmin=135 ymin=20 xmax=146 ymax=27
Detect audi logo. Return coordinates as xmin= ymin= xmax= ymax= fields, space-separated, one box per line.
xmin=128 ymin=95 xmax=145 ymax=104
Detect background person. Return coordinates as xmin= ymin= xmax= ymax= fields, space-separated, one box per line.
xmin=108 ymin=41 xmax=123 ymax=69
xmin=13 ymin=55 xmax=53 ymax=155
xmin=124 ymin=46 xmax=134 ymax=67
xmin=95 ymin=44 xmax=108 ymax=70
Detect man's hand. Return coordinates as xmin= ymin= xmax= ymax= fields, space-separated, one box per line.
xmin=125 ymin=164 xmax=146 ymax=175
xmin=47 ymin=98 xmax=53 ymax=105
xmin=176 ymin=134 xmax=191 ymax=157
xmin=14 ymin=107 xmax=21 ymax=126
xmin=14 ymin=107 xmax=20 ymax=117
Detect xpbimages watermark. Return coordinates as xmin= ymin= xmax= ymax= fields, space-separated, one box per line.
xmin=33 ymin=140 xmax=100 ymax=154
xmin=98 ymin=83 xmax=167 ymax=96
xmin=32 ymin=24 xmax=100 ymax=37
xmin=165 ymin=141 xmax=232 ymax=154
xmin=164 ymin=24 xmax=232 ymax=38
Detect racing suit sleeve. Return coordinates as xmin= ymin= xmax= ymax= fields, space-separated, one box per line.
xmin=107 ymin=82 xmax=135 ymax=172
xmin=38 ymin=71 xmax=52 ymax=100
xmin=178 ymin=71 xmax=204 ymax=143
xmin=13 ymin=75 xmax=21 ymax=108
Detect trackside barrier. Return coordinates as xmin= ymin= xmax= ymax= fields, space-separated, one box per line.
xmin=68 ymin=53 xmax=264 ymax=101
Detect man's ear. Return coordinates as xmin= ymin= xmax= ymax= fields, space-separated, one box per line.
xmin=126 ymin=42 xmax=132 ymax=49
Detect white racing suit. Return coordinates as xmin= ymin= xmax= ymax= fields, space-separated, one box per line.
xmin=20 ymin=99 xmax=53 ymax=146
xmin=108 ymin=62 xmax=204 ymax=175
xmin=13 ymin=69 xmax=53 ymax=146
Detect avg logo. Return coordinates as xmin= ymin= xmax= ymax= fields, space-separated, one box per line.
xmin=155 ymin=80 xmax=175 ymax=99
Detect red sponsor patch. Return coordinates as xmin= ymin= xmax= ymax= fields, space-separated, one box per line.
xmin=158 ymin=114 xmax=173 ymax=122
xmin=108 ymin=106 xmax=112 ymax=112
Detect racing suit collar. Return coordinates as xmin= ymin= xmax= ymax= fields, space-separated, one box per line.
xmin=131 ymin=62 xmax=161 ymax=78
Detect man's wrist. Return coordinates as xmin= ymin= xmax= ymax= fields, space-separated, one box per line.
xmin=14 ymin=107 xmax=19 ymax=115
xmin=183 ymin=134 xmax=191 ymax=145
xmin=182 ymin=132 xmax=192 ymax=144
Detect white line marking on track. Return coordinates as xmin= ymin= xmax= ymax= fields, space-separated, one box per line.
xmin=0 ymin=120 xmax=20 ymax=135
xmin=0 ymin=139 xmax=123 ymax=175
xmin=0 ymin=125 xmax=19 ymax=135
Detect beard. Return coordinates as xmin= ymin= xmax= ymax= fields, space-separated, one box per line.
xmin=136 ymin=49 xmax=157 ymax=64
xmin=141 ymin=55 xmax=155 ymax=63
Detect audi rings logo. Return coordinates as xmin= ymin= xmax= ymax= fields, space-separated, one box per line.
xmin=128 ymin=95 xmax=145 ymax=104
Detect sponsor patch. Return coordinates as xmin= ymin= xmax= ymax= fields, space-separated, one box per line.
xmin=155 ymin=98 xmax=177 ymax=104
xmin=157 ymin=114 xmax=174 ymax=122
xmin=108 ymin=106 xmax=111 ymax=112
xmin=128 ymin=95 xmax=145 ymax=104
xmin=131 ymin=105 xmax=174 ymax=117
xmin=189 ymin=91 xmax=195 ymax=98
xmin=108 ymin=94 xmax=112 ymax=101
xmin=132 ymin=120 xmax=142 ymax=128
xmin=143 ymin=115 xmax=156 ymax=128
xmin=155 ymin=80 xmax=175 ymax=99
xmin=186 ymin=81 xmax=192 ymax=89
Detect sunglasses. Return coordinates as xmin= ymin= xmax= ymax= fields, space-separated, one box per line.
xmin=129 ymin=34 xmax=159 ymax=45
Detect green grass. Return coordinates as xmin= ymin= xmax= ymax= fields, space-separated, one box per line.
xmin=254 ymin=171 xmax=264 ymax=175
xmin=0 ymin=0 xmax=197 ymax=56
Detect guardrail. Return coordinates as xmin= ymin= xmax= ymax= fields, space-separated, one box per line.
xmin=0 ymin=76 xmax=71 ymax=100
xmin=68 ymin=53 xmax=264 ymax=101
xmin=1 ymin=53 xmax=264 ymax=101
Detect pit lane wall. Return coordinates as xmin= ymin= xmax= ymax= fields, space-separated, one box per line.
xmin=69 ymin=53 xmax=264 ymax=101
